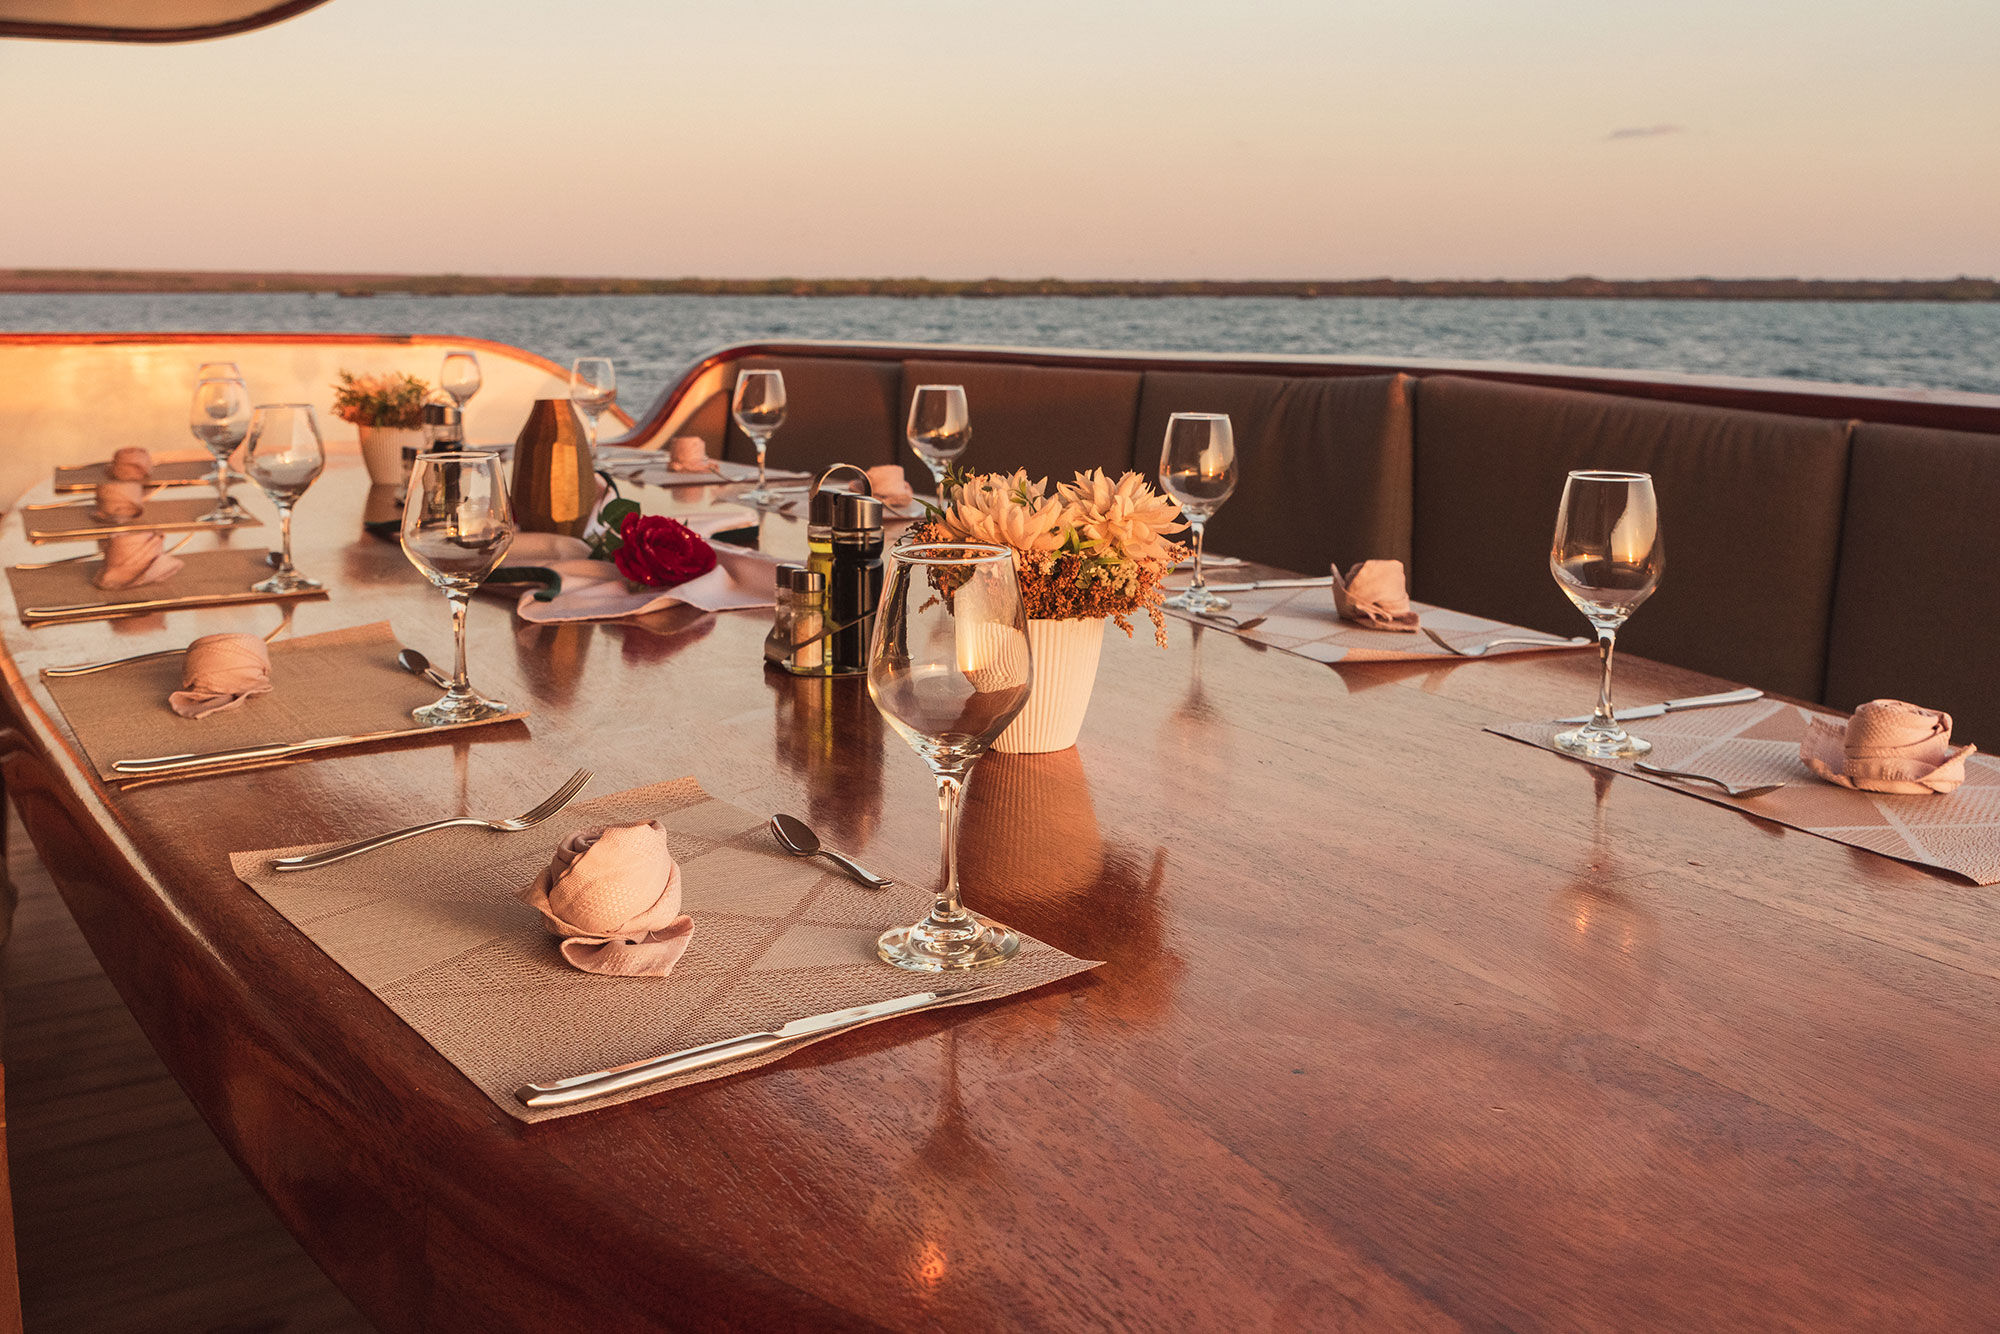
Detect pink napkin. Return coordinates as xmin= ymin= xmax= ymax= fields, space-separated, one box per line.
xmin=93 ymin=532 xmax=184 ymax=590
xmin=1330 ymin=560 xmax=1420 ymax=631
xmin=108 ymin=447 xmax=154 ymax=482
xmin=169 ymin=633 xmax=274 ymax=719
xmin=519 ymin=821 xmax=694 ymax=976
xmin=668 ymin=435 xmax=722 ymax=473
xmin=1801 ymin=699 xmax=1975 ymax=795
xmin=867 ymin=465 xmax=915 ymax=505
xmin=93 ymin=480 xmax=146 ymax=522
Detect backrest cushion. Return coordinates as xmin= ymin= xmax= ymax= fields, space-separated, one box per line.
xmin=1824 ymin=422 xmax=2000 ymax=744
xmin=896 ymin=360 xmax=1142 ymax=485
xmin=1133 ymin=371 xmax=1414 ymax=572
xmin=720 ymin=356 xmax=901 ymax=476
xmin=1412 ymin=376 xmax=1852 ymax=700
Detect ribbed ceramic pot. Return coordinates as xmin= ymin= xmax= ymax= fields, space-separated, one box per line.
xmin=993 ymin=616 xmax=1106 ymax=754
xmin=357 ymin=424 xmax=424 ymax=486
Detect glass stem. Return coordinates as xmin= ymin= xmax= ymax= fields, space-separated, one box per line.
xmin=755 ymin=437 xmax=769 ymax=489
xmin=1592 ymin=628 xmax=1619 ymax=730
xmin=448 ymin=590 xmax=472 ymax=692
xmin=1189 ymin=520 xmax=1208 ymax=591
xmin=583 ymin=411 xmax=597 ymax=452
xmin=276 ymin=504 xmax=295 ymax=574
xmin=932 ymin=770 xmax=972 ymax=927
xmin=214 ymin=458 xmax=232 ymax=512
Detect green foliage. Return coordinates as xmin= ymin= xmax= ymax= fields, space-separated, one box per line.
xmin=330 ymin=370 xmax=432 ymax=428
xmin=589 ymin=498 xmax=642 ymax=560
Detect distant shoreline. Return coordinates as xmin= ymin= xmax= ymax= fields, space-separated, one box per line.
xmin=2 ymin=270 xmax=1995 ymax=302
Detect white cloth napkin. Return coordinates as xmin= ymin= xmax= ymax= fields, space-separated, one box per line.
xmin=513 ymin=543 xmax=780 ymax=623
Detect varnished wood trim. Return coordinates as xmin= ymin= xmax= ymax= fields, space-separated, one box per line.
xmin=0 ymin=0 xmax=329 ymax=44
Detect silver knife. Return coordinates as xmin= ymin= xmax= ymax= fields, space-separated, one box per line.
xmin=1556 ymin=687 xmax=1764 ymax=725
xmin=516 ymin=986 xmax=991 ymax=1108
xmin=1173 ymin=577 xmax=1332 ymax=594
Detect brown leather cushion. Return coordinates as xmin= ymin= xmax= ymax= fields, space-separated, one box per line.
xmin=1134 ymin=371 xmax=1414 ymax=573
xmin=720 ymin=357 xmax=901 ymax=476
xmin=896 ymin=361 xmax=1142 ymax=484
xmin=1412 ymin=376 xmax=1852 ymax=701
xmin=1824 ymin=423 xmax=2000 ymax=744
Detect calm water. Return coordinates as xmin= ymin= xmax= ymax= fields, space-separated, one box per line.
xmin=4 ymin=292 xmax=1996 ymax=419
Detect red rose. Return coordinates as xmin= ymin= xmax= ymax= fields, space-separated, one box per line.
xmin=612 ymin=514 xmax=717 ymax=588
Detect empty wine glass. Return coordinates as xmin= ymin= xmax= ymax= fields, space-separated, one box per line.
xmin=906 ymin=384 xmax=970 ymax=497
xmin=868 ymin=543 xmax=1033 ymax=972
xmin=190 ymin=376 xmax=252 ymax=523
xmin=196 ymin=361 xmax=244 ymax=382
xmin=1551 ymin=470 xmax=1664 ymax=758
xmin=569 ymin=357 xmax=616 ymax=450
xmin=243 ymin=404 xmax=326 ymax=594
xmin=732 ymin=368 xmax=787 ymax=507
xmin=441 ymin=350 xmax=482 ymax=415
xmin=1158 ymin=412 xmax=1237 ymax=613
xmin=401 ymin=452 xmax=516 ymax=726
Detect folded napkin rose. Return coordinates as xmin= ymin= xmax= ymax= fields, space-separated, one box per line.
xmin=667 ymin=435 xmax=722 ymax=473
xmin=1330 ymin=559 xmax=1420 ymax=631
xmin=107 ymin=447 xmax=154 ymax=482
xmin=612 ymin=513 xmax=717 ymax=589
xmin=93 ymin=480 xmax=146 ymax=523
xmin=93 ymin=531 xmax=184 ymax=590
xmin=169 ymin=633 xmax=274 ymax=719
xmin=866 ymin=465 xmax=915 ymax=506
xmin=1800 ymin=699 xmax=1975 ymax=795
xmin=519 ymin=821 xmax=694 ymax=976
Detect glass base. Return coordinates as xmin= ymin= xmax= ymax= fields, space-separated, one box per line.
xmin=738 ymin=485 xmax=783 ymax=509
xmin=1164 ymin=585 xmax=1231 ymax=613
xmin=412 ymin=688 xmax=510 ymax=727
xmin=878 ymin=913 xmax=1021 ymax=973
xmin=251 ymin=569 xmax=321 ymax=595
xmin=199 ymin=498 xmax=249 ymax=524
xmin=1554 ymin=723 xmax=1652 ymax=759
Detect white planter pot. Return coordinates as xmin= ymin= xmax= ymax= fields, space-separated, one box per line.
xmin=357 ymin=424 xmax=425 ymax=486
xmin=994 ymin=617 xmax=1106 ymax=754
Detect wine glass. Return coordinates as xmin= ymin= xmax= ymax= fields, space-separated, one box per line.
xmin=243 ymin=404 xmax=326 ymax=594
xmin=1158 ymin=412 xmax=1237 ymax=613
xmin=569 ymin=357 xmax=616 ymax=450
xmin=1550 ymin=470 xmax=1664 ymax=758
xmin=196 ymin=361 xmax=244 ymax=382
xmin=906 ymin=384 xmax=970 ymax=497
xmin=441 ymin=350 xmax=483 ymax=416
xmin=732 ymin=369 xmax=788 ymax=507
xmin=868 ymin=542 xmax=1033 ymax=971
xmin=401 ymin=452 xmax=516 ymax=726
xmin=190 ymin=376 xmax=252 ymax=523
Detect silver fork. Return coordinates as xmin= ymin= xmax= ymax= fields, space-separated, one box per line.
xmin=1635 ymin=762 xmax=1786 ymax=799
xmin=269 ymin=768 xmax=593 ymax=871
xmin=1422 ymin=627 xmax=1592 ymax=658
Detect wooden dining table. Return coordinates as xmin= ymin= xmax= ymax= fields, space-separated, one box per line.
xmin=0 ymin=456 xmax=1994 ymax=1332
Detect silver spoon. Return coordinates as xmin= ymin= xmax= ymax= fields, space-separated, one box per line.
xmin=397 ymin=647 xmax=453 ymax=689
xmin=769 ymin=814 xmax=894 ymax=890
xmin=1635 ymin=761 xmax=1787 ymax=799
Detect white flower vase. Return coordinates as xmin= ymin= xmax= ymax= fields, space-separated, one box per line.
xmin=357 ymin=424 xmax=425 ymax=486
xmin=994 ymin=617 xmax=1106 ymax=754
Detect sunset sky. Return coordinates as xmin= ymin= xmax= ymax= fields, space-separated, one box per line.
xmin=2 ymin=0 xmax=1995 ymax=281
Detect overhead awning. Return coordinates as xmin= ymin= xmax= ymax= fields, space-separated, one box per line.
xmin=0 ymin=0 xmax=329 ymax=42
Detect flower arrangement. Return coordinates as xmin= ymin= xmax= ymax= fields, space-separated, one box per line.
xmin=330 ymin=371 xmax=432 ymax=429
xmin=591 ymin=496 xmax=717 ymax=588
xmin=910 ymin=468 xmax=1187 ymax=644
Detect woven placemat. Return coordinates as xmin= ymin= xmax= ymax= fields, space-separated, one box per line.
xmin=21 ymin=496 xmax=261 ymax=543
xmin=1164 ymin=588 xmax=1589 ymax=664
xmin=1491 ymin=698 xmax=2000 ymax=884
xmin=43 ymin=620 xmax=526 ymax=781
xmin=9 ymin=546 xmax=324 ymax=624
xmin=54 ymin=458 xmax=217 ymax=492
xmin=231 ymin=777 xmax=1101 ymax=1121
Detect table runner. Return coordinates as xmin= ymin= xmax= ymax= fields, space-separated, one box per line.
xmin=54 ymin=457 xmax=218 ymax=491
xmin=44 ymin=620 xmax=526 ymax=782
xmin=21 ymin=496 xmax=261 ymax=543
xmin=232 ymin=777 xmax=1099 ymax=1121
xmin=1164 ymin=585 xmax=1588 ymax=664
xmin=8 ymin=546 xmax=324 ymax=624
xmin=1491 ymin=697 xmax=2000 ymax=884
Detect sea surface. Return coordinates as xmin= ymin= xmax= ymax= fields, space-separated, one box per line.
xmin=3 ymin=292 xmax=1996 ymax=420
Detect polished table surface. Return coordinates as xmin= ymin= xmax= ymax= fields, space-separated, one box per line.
xmin=1 ymin=458 xmax=1995 ymax=1332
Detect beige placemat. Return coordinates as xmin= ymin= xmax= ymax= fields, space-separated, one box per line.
xmin=21 ymin=496 xmax=261 ymax=543
xmin=1164 ymin=587 xmax=1589 ymax=664
xmin=54 ymin=458 xmax=217 ymax=491
xmin=43 ymin=620 xmax=526 ymax=781
xmin=1490 ymin=698 xmax=2000 ymax=884
xmin=231 ymin=777 xmax=1100 ymax=1121
xmin=9 ymin=546 xmax=323 ymax=624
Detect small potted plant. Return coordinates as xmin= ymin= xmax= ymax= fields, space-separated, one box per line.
xmin=332 ymin=370 xmax=432 ymax=484
xmin=908 ymin=468 xmax=1187 ymax=752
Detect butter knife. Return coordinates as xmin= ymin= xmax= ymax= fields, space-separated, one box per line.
xmin=517 ymin=986 xmax=993 ymax=1108
xmin=1555 ymin=687 xmax=1763 ymax=725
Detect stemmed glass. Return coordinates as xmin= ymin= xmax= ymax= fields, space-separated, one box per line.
xmin=868 ymin=543 xmax=1033 ymax=972
xmin=196 ymin=361 xmax=243 ymax=382
xmin=906 ymin=384 xmax=970 ymax=498
xmin=190 ymin=376 xmax=252 ymax=523
xmin=401 ymin=452 xmax=516 ymax=726
xmin=1158 ymin=412 xmax=1237 ymax=613
xmin=441 ymin=350 xmax=482 ymax=415
xmin=732 ymin=369 xmax=787 ymax=506
xmin=569 ymin=357 xmax=616 ymax=450
xmin=243 ymin=404 xmax=326 ymax=593
xmin=1550 ymin=470 xmax=1664 ymax=758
